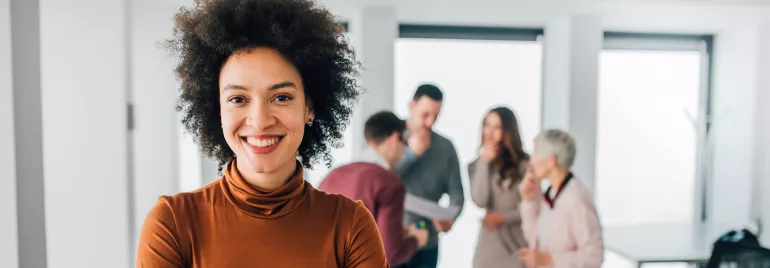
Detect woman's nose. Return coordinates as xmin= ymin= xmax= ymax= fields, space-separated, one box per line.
xmin=246 ymin=102 xmax=276 ymax=130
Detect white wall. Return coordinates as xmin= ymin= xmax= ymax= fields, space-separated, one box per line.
xmin=542 ymin=18 xmax=571 ymax=130
xmin=0 ymin=0 xmax=19 ymax=267
xmin=130 ymin=1 xmax=180 ymax=262
xmin=754 ymin=22 xmax=770 ymax=244
xmin=40 ymin=0 xmax=131 ymax=267
xmin=708 ymin=28 xmax=759 ymax=227
xmin=565 ymin=17 xmax=601 ymax=191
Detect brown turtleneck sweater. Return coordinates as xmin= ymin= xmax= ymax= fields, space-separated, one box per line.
xmin=136 ymin=160 xmax=389 ymax=267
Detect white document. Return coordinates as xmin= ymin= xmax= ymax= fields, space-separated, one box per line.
xmin=404 ymin=193 xmax=460 ymax=220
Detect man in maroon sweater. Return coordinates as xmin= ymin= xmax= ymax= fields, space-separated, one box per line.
xmin=320 ymin=111 xmax=428 ymax=266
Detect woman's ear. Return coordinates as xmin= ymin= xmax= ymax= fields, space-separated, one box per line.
xmin=307 ymin=109 xmax=315 ymax=122
xmin=305 ymin=112 xmax=315 ymax=126
xmin=547 ymin=154 xmax=558 ymax=168
xmin=305 ymin=99 xmax=315 ymax=122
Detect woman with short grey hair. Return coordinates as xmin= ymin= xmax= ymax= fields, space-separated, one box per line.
xmin=517 ymin=129 xmax=604 ymax=268
xmin=533 ymin=130 xmax=577 ymax=170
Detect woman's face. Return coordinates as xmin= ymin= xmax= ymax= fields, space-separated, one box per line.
xmin=529 ymin=146 xmax=554 ymax=179
xmin=524 ymin=164 xmax=537 ymax=182
xmin=219 ymin=48 xmax=313 ymax=175
xmin=482 ymin=112 xmax=504 ymax=146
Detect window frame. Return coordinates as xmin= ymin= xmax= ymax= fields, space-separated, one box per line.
xmin=602 ymin=32 xmax=715 ymax=224
xmin=399 ymin=24 xmax=543 ymax=41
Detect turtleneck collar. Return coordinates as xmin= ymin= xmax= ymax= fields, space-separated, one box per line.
xmin=220 ymin=159 xmax=308 ymax=219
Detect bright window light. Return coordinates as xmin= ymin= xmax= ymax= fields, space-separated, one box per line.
xmin=395 ymin=38 xmax=543 ymax=268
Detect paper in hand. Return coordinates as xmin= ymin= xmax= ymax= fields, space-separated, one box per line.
xmin=404 ymin=193 xmax=460 ymax=220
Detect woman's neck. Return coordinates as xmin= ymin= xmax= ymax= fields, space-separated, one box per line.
xmin=237 ymin=159 xmax=297 ymax=191
xmin=547 ymin=167 xmax=569 ymax=191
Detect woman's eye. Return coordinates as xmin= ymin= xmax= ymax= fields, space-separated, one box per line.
xmin=274 ymin=95 xmax=293 ymax=102
xmin=228 ymin=96 xmax=246 ymax=104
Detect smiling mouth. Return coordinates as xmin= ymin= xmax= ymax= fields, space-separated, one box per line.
xmin=242 ymin=136 xmax=284 ymax=154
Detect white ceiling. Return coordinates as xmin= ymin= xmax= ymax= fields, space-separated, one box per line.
xmin=593 ymin=0 xmax=766 ymax=3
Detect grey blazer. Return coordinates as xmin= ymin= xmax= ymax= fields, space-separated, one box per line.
xmin=468 ymin=158 xmax=528 ymax=268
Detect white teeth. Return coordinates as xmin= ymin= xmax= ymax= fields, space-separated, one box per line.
xmin=246 ymin=137 xmax=279 ymax=147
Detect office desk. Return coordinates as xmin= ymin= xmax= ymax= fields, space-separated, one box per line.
xmin=605 ymin=223 xmax=734 ymax=268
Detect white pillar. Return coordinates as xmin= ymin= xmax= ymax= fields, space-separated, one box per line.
xmin=0 ymin=0 xmax=20 ymax=267
xmin=753 ymin=22 xmax=770 ymax=244
xmin=10 ymin=0 xmax=48 ymax=267
xmin=709 ymin=27 xmax=758 ymax=228
xmin=40 ymin=0 xmax=131 ymax=267
xmin=129 ymin=1 xmax=181 ymax=264
xmin=542 ymin=15 xmax=602 ymax=192
xmin=349 ymin=6 xmax=398 ymax=158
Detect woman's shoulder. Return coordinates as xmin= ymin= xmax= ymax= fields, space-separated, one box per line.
xmin=138 ymin=181 xmax=223 ymax=263
xmin=308 ymin=187 xmax=374 ymax=223
xmin=309 ymin=186 xmax=367 ymax=212
xmin=156 ymin=178 xmax=224 ymax=213
xmin=561 ymin=176 xmax=596 ymax=204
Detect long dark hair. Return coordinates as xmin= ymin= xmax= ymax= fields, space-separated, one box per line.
xmin=481 ymin=107 xmax=529 ymax=187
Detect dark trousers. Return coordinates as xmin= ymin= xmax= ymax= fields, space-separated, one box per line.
xmin=394 ymin=247 xmax=439 ymax=268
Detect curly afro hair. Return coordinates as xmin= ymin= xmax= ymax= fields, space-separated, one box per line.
xmin=167 ymin=0 xmax=361 ymax=170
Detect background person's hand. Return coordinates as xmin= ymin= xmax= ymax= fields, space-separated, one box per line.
xmin=481 ymin=211 xmax=505 ymax=230
xmin=518 ymin=170 xmax=539 ymax=202
xmin=517 ymin=248 xmax=553 ymax=268
xmin=408 ymin=129 xmax=431 ymax=157
xmin=407 ymin=224 xmax=429 ymax=248
xmin=432 ymin=219 xmax=454 ymax=233
xmin=518 ymin=248 xmax=536 ymax=268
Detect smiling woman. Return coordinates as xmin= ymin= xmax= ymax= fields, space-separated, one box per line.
xmin=218 ymin=48 xmax=312 ymax=191
xmin=135 ymin=0 xmax=387 ymax=267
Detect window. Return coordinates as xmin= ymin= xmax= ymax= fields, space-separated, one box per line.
xmin=395 ymin=25 xmax=544 ymax=268
xmin=595 ymin=33 xmax=712 ymax=226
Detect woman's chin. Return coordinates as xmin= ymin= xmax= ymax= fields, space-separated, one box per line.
xmin=239 ymin=155 xmax=294 ymax=175
xmin=244 ymin=162 xmax=279 ymax=174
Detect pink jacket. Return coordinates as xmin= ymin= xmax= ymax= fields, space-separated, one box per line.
xmin=519 ymin=177 xmax=604 ymax=268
